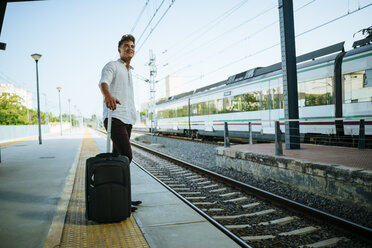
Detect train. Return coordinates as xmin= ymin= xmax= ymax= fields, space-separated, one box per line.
xmin=140 ymin=38 xmax=372 ymax=143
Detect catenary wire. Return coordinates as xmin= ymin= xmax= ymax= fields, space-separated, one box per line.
xmin=163 ymin=0 xmax=315 ymax=74
xmin=160 ymin=1 xmax=365 ymax=87
xmin=131 ymin=0 xmax=151 ymax=33
xmin=136 ymin=0 xmax=166 ymax=45
xmin=161 ymin=0 xmax=250 ymax=60
xmin=181 ymin=2 xmax=372 ymax=88
xmin=136 ymin=0 xmax=177 ymax=54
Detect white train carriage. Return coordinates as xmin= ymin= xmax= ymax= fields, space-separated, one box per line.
xmin=150 ymin=40 xmax=372 ymax=139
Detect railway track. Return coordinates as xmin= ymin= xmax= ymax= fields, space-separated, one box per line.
xmin=132 ymin=130 xmax=250 ymax=146
xmin=131 ymin=141 xmax=372 ymax=248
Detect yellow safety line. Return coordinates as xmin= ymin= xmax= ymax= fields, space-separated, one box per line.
xmin=55 ymin=128 xmax=149 ymax=248
xmin=0 ymin=132 xmax=53 ymax=147
xmin=0 ymin=136 xmax=37 ymax=147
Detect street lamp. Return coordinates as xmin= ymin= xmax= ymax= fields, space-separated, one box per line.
xmin=31 ymin=53 xmax=42 ymax=144
xmin=68 ymin=98 xmax=71 ymax=134
xmin=56 ymin=87 xmax=62 ymax=136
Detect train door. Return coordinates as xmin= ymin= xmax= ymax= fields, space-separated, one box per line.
xmin=205 ymin=100 xmax=214 ymax=132
xmin=261 ymin=79 xmax=281 ymax=134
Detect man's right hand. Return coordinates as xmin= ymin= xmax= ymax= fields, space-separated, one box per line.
xmin=101 ymin=83 xmax=121 ymax=110
xmin=104 ymin=95 xmax=121 ymax=110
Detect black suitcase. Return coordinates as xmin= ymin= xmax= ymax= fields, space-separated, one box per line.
xmin=85 ymin=110 xmax=131 ymax=222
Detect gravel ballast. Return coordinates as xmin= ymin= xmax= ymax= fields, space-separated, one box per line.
xmin=133 ymin=134 xmax=372 ymax=229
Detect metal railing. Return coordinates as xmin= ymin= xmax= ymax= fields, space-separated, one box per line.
xmin=222 ymin=117 xmax=372 ymax=154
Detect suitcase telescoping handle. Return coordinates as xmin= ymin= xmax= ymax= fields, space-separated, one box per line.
xmin=106 ymin=109 xmax=112 ymax=153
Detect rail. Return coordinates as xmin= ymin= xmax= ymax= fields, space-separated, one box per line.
xmin=131 ymin=140 xmax=372 ymax=245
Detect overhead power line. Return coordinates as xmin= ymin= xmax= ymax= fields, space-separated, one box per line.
xmin=136 ymin=0 xmax=177 ymax=54
xmin=181 ymin=2 xmax=372 ymax=88
xmin=159 ymin=0 xmax=316 ymax=80
xmin=296 ymin=2 xmax=372 ymax=37
xmin=164 ymin=3 xmax=277 ymax=66
xmin=131 ymin=0 xmax=151 ymax=34
xmin=165 ymin=0 xmax=316 ymax=71
xmin=161 ymin=0 xmax=249 ymax=60
xmin=136 ymin=0 xmax=166 ymax=45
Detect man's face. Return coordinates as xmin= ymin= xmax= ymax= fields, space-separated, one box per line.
xmin=118 ymin=40 xmax=135 ymax=60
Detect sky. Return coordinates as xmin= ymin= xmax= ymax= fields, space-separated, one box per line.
xmin=0 ymin=0 xmax=371 ymax=120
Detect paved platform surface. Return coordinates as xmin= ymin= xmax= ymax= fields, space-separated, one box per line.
xmin=0 ymin=129 xmax=84 ymax=248
xmin=232 ymin=143 xmax=372 ymax=171
xmin=92 ymin=129 xmax=241 ymax=248
xmin=0 ymin=129 xmax=241 ymax=248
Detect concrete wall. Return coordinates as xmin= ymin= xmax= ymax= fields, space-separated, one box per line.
xmin=0 ymin=123 xmax=72 ymax=142
xmin=0 ymin=125 xmax=49 ymax=142
xmin=216 ymin=147 xmax=372 ymax=208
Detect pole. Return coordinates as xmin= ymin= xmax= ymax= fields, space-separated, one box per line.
xmin=275 ymin=121 xmax=283 ymax=156
xmin=358 ymin=119 xmax=365 ymax=150
xmin=148 ymin=49 xmax=157 ymax=135
xmin=43 ymin=93 xmax=48 ymax=125
xmin=224 ymin=122 xmax=230 ymax=148
xmin=35 ymin=60 xmax=42 ymax=144
xmin=249 ymin=122 xmax=253 ymax=145
xmin=278 ymin=0 xmax=300 ymax=149
xmin=0 ymin=2 xmax=7 ymax=50
xmin=68 ymin=98 xmax=71 ymax=134
xmin=57 ymin=88 xmax=62 ymax=136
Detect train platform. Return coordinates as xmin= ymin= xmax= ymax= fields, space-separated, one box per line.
xmin=216 ymin=143 xmax=372 ymax=208
xmin=0 ymin=128 xmax=240 ymax=248
xmin=229 ymin=143 xmax=372 ymax=170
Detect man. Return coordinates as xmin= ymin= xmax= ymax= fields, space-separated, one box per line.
xmin=99 ymin=34 xmax=141 ymax=211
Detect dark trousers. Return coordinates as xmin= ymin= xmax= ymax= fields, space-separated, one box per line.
xmin=104 ymin=118 xmax=133 ymax=162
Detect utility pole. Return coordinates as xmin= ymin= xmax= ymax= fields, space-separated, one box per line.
xmin=278 ymin=0 xmax=300 ymax=149
xmin=43 ymin=93 xmax=48 ymax=125
xmin=68 ymin=98 xmax=71 ymax=134
xmin=148 ymin=49 xmax=157 ymax=134
xmin=57 ymin=87 xmax=62 ymax=136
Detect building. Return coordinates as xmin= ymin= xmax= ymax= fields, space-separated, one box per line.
xmin=0 ymin=84 xmax=32 ymax=109
xmin=165 ymin=75 xmax=184 ymax=98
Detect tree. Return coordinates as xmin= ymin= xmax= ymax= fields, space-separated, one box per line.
xmin=1 ymin=93 xmax=56 ymax=125
xmin=0 ymin=93 xmax=29 ymax=125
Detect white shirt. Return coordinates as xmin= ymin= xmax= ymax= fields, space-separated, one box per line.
xmin=99 ymin=59 xmax=136 ymax=125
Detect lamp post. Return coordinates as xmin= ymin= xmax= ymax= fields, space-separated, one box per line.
xmin=42 ymin=93 xmax=48 ymax=124
xmin=56 ymin=87 xmax=62 ymax=136
xmin=68 ymin=98 xmax=71 ymax=134
xmin=31 ymin=53 xmax=42 ymax=144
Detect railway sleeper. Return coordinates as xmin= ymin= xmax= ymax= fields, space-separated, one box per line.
xmin=299 ymin=237 xmax=349 ymax=248
xmin=226 ymin=216 xmax=296 ymax=229
xmin=213 ymin=209 xmax=275 ymax=220
xmin=241 ymin=226 xmax=318 ymax=241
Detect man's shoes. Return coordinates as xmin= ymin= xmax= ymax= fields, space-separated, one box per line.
xmin=131 ymin=206 xmax=137 ymax=212
xmin=131 ymin=200 xmax=142 ymax=206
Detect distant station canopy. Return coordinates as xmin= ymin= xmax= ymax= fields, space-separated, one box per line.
xmin=1 ymin=1 xmax=45 ymax=50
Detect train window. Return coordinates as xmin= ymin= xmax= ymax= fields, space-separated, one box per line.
xmin=365 ymin=69 xmax=372 ymax=88
xmin=196 ymin=102 xmax=207 ymax=115
xmin=183 ymin=105 xmax=188 ymax=117
xmin=192 ymin=104 xmax=197 ymax=116
xmin=158 ymin=109 xmax=166 ymax=118
xmin=216 ymin=99 xmax=223 ymax=113
xmin=177 ymin=105 xmax=187 ymax=118
xmin=259 ymin=91 xmax=263 ymax=110
xmin=232 ymin=92 xmax=260 ymax=112
xmin=344 ymin=70 xmax=372 ymax=103
xmin=262 ymin=89 xmax=273 ymax=110
xmin=273 ymin=87 xmax=282 ymax=109
xmin=223 ymin=97 xmax=233 ymax=113
xmin=299 ymin=77 xmax=333 ymax=106
xmin=232 ymin=95 xmax=242 ymax=112
xmin=208 ymin=100 xmax=217 ymax=114
xmin=298 ymin=81 xmax=306 ymax=107
xmin=169 ymin=108 xmax=176 ymax=118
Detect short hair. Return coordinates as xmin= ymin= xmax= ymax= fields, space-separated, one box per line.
xmin=118 ymin=34 xmax=135 ymax=48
